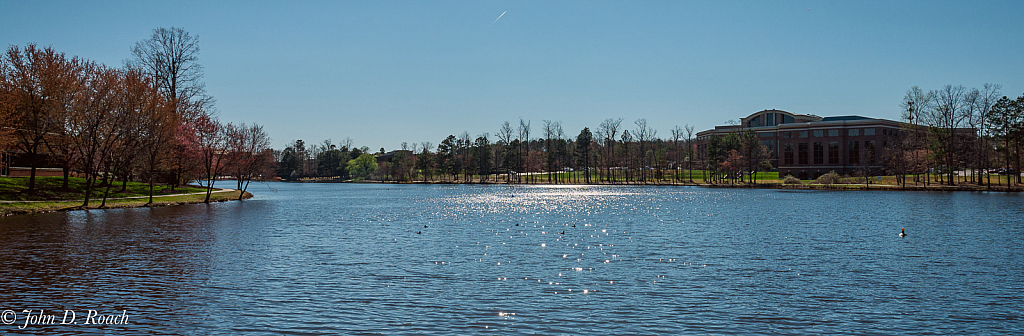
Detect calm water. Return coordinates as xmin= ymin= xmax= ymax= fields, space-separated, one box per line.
xmin=1 ymin=183 xmax=1022 ymax=335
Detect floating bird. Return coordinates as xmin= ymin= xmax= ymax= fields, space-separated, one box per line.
xmin=424 ymin=225 xmax=428 ymax=228
xmin=417 ymin=231 xmax=422 ymax=234
xmin=899 ymin=228 xmax=906 ymax=238
xmin=560 ymin=231 xmax=565 ymax=235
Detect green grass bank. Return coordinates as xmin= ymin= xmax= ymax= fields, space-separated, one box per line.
xmin=0 ymin=176 xmax=252 ymax=217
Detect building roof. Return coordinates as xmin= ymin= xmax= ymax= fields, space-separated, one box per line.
xmin=820 ymin=116 xmax=877 ymax=121
xmin=696 ymin=110 xmax=902 ymax=138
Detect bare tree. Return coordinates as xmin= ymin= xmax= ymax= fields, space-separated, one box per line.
xmin=619 ymin=130 xmax=634 ymax=183
xmin=518 ymin=118 xmax=531 ymax=183
xmin=966 ymin=84 xmax=1001 ymax=186
xmin=670 ymin=126 xmax=683 ymax=182
xmin=543 ymin=120 xmax=556 ymax=183
xmin=685 ymin=124 xmax=695 ymax=183
xmin=633 ymin=119 xmax=655 ymax=183
xmin=128 ymin=27 xmax=209 ymax=120
xmin=459 ymin=131 xmax=472 ymax=181
xmin=900 ymin=86 xmax=934 ymax=185
xmin=416 ymin=141 xmax=435 ymax=181
xmin=928 ymin=85 xmax=971 ymax=185
xmin=596 ymin=118 xmax=623 ymax=182
xmin=497 ymin=121 xmax=514 ymax=182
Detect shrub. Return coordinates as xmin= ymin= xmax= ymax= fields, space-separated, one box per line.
xmin=783 ymin=175 xmax=802 ymax=184
xmin=815 ymin=171 xmax=842 ymax=185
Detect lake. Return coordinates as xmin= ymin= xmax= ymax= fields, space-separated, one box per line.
xmin=1 ymin=182 xmax=1022 ymax=335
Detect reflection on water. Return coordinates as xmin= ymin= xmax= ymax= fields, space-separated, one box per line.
xmin=1 ymin=183 xmax=1023 ymax=334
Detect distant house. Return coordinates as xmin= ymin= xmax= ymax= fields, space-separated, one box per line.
xmin=0 ymin=149 xmax=65 ymax=177
xmin=695 ymin=109 xmax=904 ymax=179
xmin=374 ymin=150 xmax=414 ymax=163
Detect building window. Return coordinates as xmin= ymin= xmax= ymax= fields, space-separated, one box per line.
xmin=748 ymin=116 xmax=762 ymax=128
xmin=784 ymin=143 xmax=794 ymax=165
xmin=865 ymin=140 xmax=875 ymax=164
xmin=849 ymin=129 xmax=860 ymax=136
xmin=766 ymin=113 xmax=776 ymax=126
xmin=798 ymin=143 xmax=809 ymax=164
xmin=783 ymin=132 xmax=792 ymax=139
xmin=829 ymin=129 xmax=839 ymax=137
xmin=799 ymin=131 xmax=808 ymax=138
xmin=759 ymin=132 xmax=775 ymax=137
xmin=849 ymin=141 xmax=860 ymax=164
xmin=813 ymin=142 xmax=823 ymax=164
xmin=813 ymin=130 xmax=823 ymax=137
xmin=783 ymin=115 xmax=795 ymax=124
xmin=828 ymin=142 xmax=839 ymax=164
xmin=864 ymin=128 xmax=875 ymax=136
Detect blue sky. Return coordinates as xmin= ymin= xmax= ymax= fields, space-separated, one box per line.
xmin=3 ymin=1 xmax=1023 ymax=150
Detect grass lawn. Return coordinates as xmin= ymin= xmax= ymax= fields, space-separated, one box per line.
xmin=0 ymin=176 xmax=207 ymax=202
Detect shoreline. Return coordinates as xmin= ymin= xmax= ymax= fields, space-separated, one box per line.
xmin=283 ymin=179 xmax=1023 ymax=192
xmin=0 ymin=189 xmax=254 ymax=217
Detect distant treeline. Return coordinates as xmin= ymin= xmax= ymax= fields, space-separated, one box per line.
xmin=0 ymin=28 xmax=274 ymax=205
xmin=278 ymin=85 xmax=1024 ymax=188
xmin=277 ymin=119 xmax=707 ymax=184
xmin=892 ymin=85 xmax=1023 ymax=187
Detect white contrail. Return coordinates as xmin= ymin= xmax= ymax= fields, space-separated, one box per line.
xmin=493 ymin=11 xmax=506 ymax=23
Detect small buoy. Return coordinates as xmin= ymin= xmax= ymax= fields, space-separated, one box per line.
xmin=899 ymin=228 xmax=906 ymax=238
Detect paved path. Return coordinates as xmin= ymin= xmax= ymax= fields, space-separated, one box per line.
xmin=0 ymin=188 xmax=237 ymax=203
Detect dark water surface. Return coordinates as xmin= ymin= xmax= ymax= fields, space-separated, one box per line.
xmin=1 ymin=183 xmax=1022 ymax=335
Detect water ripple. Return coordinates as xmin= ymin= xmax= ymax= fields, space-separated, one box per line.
xmin=0 ymin=183 xmax=1022 ymax=334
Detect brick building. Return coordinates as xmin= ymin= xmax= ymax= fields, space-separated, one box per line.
xmin=695 ymin=109 xmax=902 ymax=179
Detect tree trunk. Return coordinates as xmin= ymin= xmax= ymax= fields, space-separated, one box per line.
xmin=82 ymin=172 xmax=94 ymax=207
xmin=100 ymin=170 xmax=115 ymax=208
xmin=61 ymin=164 xmax=71 ymax=190
xmin=28 ymin=165 xmax=38 ymax=193
xmin=205 ymin=175 xmax=214 ymax=203
xmin=1016 ymin=140 xmax=1021 ymax=185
